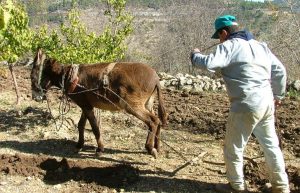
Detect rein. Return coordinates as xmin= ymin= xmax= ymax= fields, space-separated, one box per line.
xmin=43 ymin=61 xmax=204 ymax=163
xmin=60 ymin=64 xmax=191 ymax=159
xmin=38 ymin=63 xmax=79 ymax=131
xmin=68 ymin=77 xmax=194 ymax=162
xmin=190 ymin=42 xmax=220 ymax=74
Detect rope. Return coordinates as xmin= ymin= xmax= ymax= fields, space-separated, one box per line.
xmin=45 ymin=78 xmax=229 ymax=167
xmin=44 ymin=71 xmax=74 ymax=131
xmin=39 ymin=61 xmax=203 ymax=162
xmin=95 ymin=108 xmax=101 ymax=127
xmin=67 ymin=81 xmax=192 ymax=160
xmin=275 ymin=108 xmax=283 ymax=150
xmin=101 ymin=87 xmax=195 ymax=160
xmin=46 ymin=96 xmax=66 ymax=131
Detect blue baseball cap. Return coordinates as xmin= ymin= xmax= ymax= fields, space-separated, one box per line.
xmin=211 ymin=15 xmax=238 ymax=39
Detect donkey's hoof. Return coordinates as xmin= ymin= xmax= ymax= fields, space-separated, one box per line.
xmin=95 ymin=151 xmax=102 ymax=158
xmin=95 ymin=148 xmax=104 ymax=157
xmin=74 ymin=147 xmax=82 ymax=154
xmin=151 ymin=148 xmax=158 ymax=159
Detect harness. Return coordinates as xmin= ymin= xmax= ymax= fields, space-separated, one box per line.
xmin=65 ymin=62 xmax=117 ymax=94
xmin=65 ymin=64 xmax=79 ymax=94
xmin=103 ymin=62 xmax=116 ymax=88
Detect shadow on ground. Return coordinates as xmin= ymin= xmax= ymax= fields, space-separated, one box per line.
xmin=0 ymin=107 xmax=52 ymax=133
xmin=0 ymin=139 xmax=149 ymax=165
xmin=0 ymin=153 xmax=216 ymax=193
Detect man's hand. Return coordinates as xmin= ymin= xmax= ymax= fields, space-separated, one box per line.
xmin=190 ymin=48 xmax=201 ymax=66
xmin=192 ymin=48 xmax=201 ymax=53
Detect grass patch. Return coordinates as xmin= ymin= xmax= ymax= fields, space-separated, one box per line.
xmin=287 ymin=89 xmax=300 ymax=100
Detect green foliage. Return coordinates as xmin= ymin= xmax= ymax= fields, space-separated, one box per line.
xmin=287 ymin=89 xmax=300 ymax=100
xmin=31 ymin=25 xmax=61 ymax=53
xmin=0 ymin=0 xmax=32 ymax=63
xmin=0 ymin=6 xmax=10 ymax=29
xmin=32 ymin=0 xmax=133 ymax=64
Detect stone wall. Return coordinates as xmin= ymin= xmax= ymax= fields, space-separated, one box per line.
xmin=158 ymin=72 xmax=226 ymax=94
xmin=158 ymin=72 xmax=300 ymax=94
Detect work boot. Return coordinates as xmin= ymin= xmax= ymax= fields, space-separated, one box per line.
xmin=262 ymin=183 xmax=290 ymax=193
xmin=215 ymin=183 xmax=249 ymax=193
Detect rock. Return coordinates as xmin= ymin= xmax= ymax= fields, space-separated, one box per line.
xmin=181 ymin=85 xmax=193 ymax=93
xmin=186 ymin=78 xmax=193 ymax=85
xmin=54 ymin=184 xmax=62 ymax=189
xmin=159 ymin=80 xmax=165 ymax=88
xmin=166 ymin=86 xmax=177 ymax=91
xmin=203 ymin=82 xmax=210 ymax=91
xmin=26 ymin=176 xmax=32 ymax=181
xmin=191 ymin=84 xmax=203 ymax=94
xmin=216 ymin=81 xmax=222 ymax=89
xmin=291 ymin=80 xmax=300 ymax=91
xmin=175 ymin=73 xmax=184 ymax=78
xmin=0 ymin=181 xmax=8 ymax=186
xmin=159 ymin=72 xmax=228 ymax=92
xmin=179 ymin=77 xmax=187 ymax=86
xmin=211 ymin=82 xmax=218 ymax=91
xmin=185 ymin=74 xmax=195 ymax=79
xmin=170 ymin=79 xmax=178 ymax=86
xmin=158 ymin=72 xmax=174 ymax=80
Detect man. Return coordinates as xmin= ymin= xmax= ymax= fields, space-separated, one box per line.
xmin=190 ymin=15 xmax=290 ymax=193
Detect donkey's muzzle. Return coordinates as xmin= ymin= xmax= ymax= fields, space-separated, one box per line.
xmin=33 ymin=95 xmax=45 ymax=102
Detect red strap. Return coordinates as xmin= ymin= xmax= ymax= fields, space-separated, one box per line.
xmin=67 ymin=76 xmax=79 ymax=94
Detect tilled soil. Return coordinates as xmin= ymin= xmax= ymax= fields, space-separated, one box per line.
xmin=0 ymin=66 xmax=299 ymax=193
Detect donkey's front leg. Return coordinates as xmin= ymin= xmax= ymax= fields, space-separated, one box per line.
xmin=76 ymin=112 xmax=87 ymax=153
xmin=84 ymin=108 xmax=104 ymax=156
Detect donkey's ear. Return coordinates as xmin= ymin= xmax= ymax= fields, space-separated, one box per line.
xmin=37 ymin=48 xmax=43 ymax=61
xmin=35 ymin=48 xmax=46 ymax=65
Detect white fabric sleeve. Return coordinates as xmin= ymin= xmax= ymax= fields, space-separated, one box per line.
xmin=270 ymin=52 xmax=287 ymax=100
xmin=192 ymin=42 xmax=233 ymax=72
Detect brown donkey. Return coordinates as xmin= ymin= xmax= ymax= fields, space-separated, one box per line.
xmin=30 ymin=49 xmax=167 ymax=158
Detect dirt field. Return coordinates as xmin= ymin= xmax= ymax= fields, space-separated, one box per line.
xmin=0 ymin=66 xmax=299 ymax=193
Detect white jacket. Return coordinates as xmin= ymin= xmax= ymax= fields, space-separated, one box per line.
xmin=192 ymin=37 xmax=286 ymax=112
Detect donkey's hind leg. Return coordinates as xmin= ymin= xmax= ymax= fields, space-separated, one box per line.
xmin=126 ymin=106 xmax=160 ymax=158
xmin=145 ymin=95 xmax=161 ymax=152
xmin=83 ymin=108 xmax=104 ymax=156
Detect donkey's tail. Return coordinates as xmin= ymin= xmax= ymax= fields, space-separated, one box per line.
xmin=156 ymin=82 xmax=168 ymax=126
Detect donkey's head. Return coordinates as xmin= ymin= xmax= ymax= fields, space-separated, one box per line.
xmin=30 ymin=48 xmax=51 ymax=102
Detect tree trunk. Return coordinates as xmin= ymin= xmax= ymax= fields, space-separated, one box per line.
xmin=8 ymin=64 xmax=21 ymax=105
